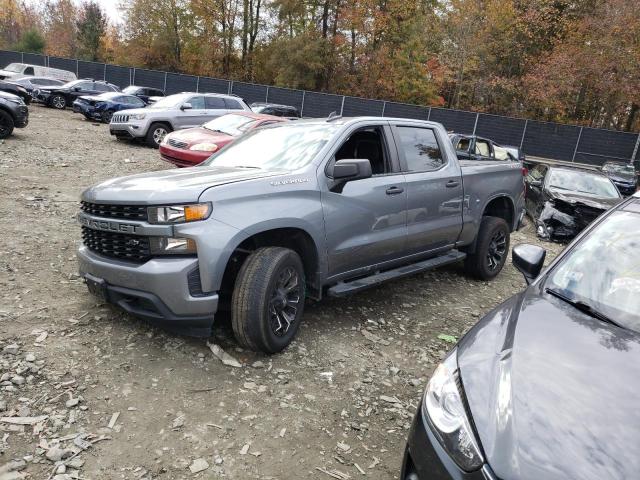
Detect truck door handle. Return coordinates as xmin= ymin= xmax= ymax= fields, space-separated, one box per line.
xmin=386 ymin=186 xmax=404 ymax=195
xmin=446 ymin=180 xmax=460 ymax=188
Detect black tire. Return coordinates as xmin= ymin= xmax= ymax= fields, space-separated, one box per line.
xmin=101 ymin=110 xmax=114 ymax=123
xmin=231 ymin=247 xmax=305 ymax=354
xmin=50 ymin=94 xmax=66 ymax=109
xmin=145 ymin=122 xmax=171 ymax=148
xmin=464 ymin=216 xmax=510 ymax=280
xmin=0 ymin=109 xmax=15 ymax=139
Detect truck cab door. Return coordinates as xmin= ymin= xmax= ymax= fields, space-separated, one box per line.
xmin=321 ymin=123 xmax=408 ymax=279
xmin=391 ymin=122 xmax=464 ymax=255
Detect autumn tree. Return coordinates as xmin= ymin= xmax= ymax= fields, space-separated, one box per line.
xmin=76 ymin=1 xmax=107 ymax=61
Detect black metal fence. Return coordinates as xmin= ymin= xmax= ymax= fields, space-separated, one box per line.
xmin=3 ymin=49 xmax=639 ymax=167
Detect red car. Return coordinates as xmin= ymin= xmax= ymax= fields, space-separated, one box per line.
xmin=160 ymin=112 xmax=288 ymax=167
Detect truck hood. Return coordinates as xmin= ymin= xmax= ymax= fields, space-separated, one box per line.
xmin=82 ymin=166 xmax=285 ymax=204
xmin=457 ymin=289 xmax=640 ymax=480
xmin=0 ymin=69 xmax=18 ymax=79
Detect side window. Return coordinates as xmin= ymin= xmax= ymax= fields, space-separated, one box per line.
xmin=32 ymin=78 xmax=46 ymax=85
xmin=493 ymin=145 xmax=511 ymax=161
xmin=224 ymin=98 xmax=243 ymax=110
xmin=133 ymin=97 xmax=146 ymax=107
xmin=24 ymin=66 xmax=34 ymax=75
xmin=334 ymin=127 xmax=390 ymax=176
xmin=188 ymin=96 xmax=206 ymax=109
xmin=94 ymin=83 xmax=110 ymax=92
xmin=397 ymin=126 xmax=444 ymax=172
xmin=474 ymin=140 xmax=491 ymax=157
xmin=205 ymin=96 xmax=226 ymax=109
xmin=528 ymin=165 xmax=547 ymax=183
xmin=77 ymin=81 xmax=93 ymax=90
xmin=456 ymin=138 xmax=470 ymax=151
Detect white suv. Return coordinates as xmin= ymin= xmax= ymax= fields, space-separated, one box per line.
xmin=109 ymin=92 xmax=251 ymax=147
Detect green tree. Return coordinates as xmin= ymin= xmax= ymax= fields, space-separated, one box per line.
xmin=76 ymin=1 xmax=107 ymax=61
xmin=14 ymin=28 xmax=46 ymax=53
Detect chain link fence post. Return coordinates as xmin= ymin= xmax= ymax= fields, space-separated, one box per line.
xmin=472 ymin=113 xmax=479 ymax=135
xmin=572 ymin=126 xmax=583 ymax=162
xmin=381 ymin=101 xmax=386 ymax=117
xmin=519 ymin=120 xmax=528 ymax=149
xmin=300 ymin=91 xmax=306 ymax=117
xmin=631 ymin=134 xmax=640 ymax=163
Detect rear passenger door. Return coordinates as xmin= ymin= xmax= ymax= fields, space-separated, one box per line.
xmin=204 ymin=96 xmax=228 ymax=122
xmin=392 ymin=123 xmax=464 ymax=255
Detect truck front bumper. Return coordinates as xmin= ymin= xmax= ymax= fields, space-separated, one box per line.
xmin=77 ymin=245 xmax=218 ymax=336
xmin=109 ymin=123 xmax=145 ymax=139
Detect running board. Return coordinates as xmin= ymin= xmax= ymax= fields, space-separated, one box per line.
xmin=327 ymin=250 xmax=466 ymax=297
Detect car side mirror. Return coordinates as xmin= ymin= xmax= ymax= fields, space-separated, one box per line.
xmin=512 ymin=244 xmax=546 ymax=284
xmin=331 ymin=159 xmax=373 ymax=182
xmin=73 ymin=87 xmax=81 ymax=91
xmin=181 ymin=102 xmax=193 ymax=110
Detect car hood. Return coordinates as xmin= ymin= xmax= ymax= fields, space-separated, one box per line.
xmin=169 ymin=127 xmax=234 ymax=145
xmin=38 ymin=85 xmax=65 ymax=92
xmin=457 ymin=288 xmax=640 ymax=480
xmin=0 ymin=91 xmax=20 ymax=101
xmin=78 ymin=95 xmax=107 ymax=103
xmin=547 ymin=188 xmax=621 ymax=210
xmin=82 ymin=165 xmax=285 ymax=204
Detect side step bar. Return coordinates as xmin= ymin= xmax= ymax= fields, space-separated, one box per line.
xmin=327 ymin=250 xmax=466 ymax=297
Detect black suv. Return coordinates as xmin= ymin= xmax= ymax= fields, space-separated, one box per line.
xmin=250 ymin=102 xmax=300 ymax=118
xmin=122 ymin=86 xmax=165 ymax=104
xmin=35 ymin=79 xmax=120 ymax=109
xmin=0 ymin=91 xmax=29 ymax=139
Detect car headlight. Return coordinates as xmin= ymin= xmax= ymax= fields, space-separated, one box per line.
xmin=189 ymin=143 xmax=218 ymax=152
xmin=423 ymin=350 xmax=484 ymax=471
xmin=149 ymin=237 xmax=196 ymax=255
xmin=147 ymin=203 xmax=211 ymax=224
xmin=160 ymin=133 xmax=171 ymax=145
xmin=129 ymin=113 xmax=146 ymax=120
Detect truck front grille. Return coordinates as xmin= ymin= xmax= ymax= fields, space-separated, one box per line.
xmin=81 ymin=201 xmax=148 ymax=221
xmin=111 ymin=113 xmax=129 ymax=123
xmin=168 ymin=138 xmax=189 ymax=149
xmin=82 ymin=226 xmax=151 ymax=263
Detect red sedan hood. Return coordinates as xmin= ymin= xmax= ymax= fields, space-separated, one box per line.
xmin=170 ymin=127 xmax=234 ymax=146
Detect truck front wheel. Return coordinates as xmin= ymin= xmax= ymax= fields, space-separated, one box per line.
xmin=464 ymin=216 xmax=510 ymax=280
xmin=231 ymin=247 xmax=305 ymax=354
xmin=0 ymin=110 xmax=15 ymax=139
xmin=145 ymin=122 xmax=171 ymax=148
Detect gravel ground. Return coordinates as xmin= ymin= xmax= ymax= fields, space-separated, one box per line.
xmin=0 ymin=105 xmax=564 ymax=480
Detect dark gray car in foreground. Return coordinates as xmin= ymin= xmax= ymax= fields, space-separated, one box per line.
xmin=0 ymin=91 xmax=28 ymax=139
xmin=402 ymin=192 xmax=640 ymax=480
xmin=78 ymin=117 xmax=524 ymax=353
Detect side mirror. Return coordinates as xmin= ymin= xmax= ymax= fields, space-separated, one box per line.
xmin=180 ymin=102 xmax=193 ymax=111
xmin=73 ymin=87 xmax=81 ymax=91
xmin=331 ymin=159 xmax=372 ymax=182
xmin=512 ymin=244 xmax=546 ymax=284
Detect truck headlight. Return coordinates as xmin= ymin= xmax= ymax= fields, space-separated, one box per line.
xmin=147 ymin=203 xmax=211 ymax=224
xmin=189 ymin=142 xmax=218 ymax=152
xmin=423 ymin=350 xmax=484 ymax=471
xmin=129 ymin=113 xmax=146 ymax=120
xmin=149 ymin=237 xmax=196 ymax=254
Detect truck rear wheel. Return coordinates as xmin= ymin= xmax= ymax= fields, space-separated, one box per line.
xmin=464 ymin=216 xmax=510 ymax=280
xmin=231 ymin=247 xmax=305 ymax=354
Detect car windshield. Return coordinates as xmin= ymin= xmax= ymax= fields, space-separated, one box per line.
xmin=545 ymin=210 xmax=640 ymax=332
xmin=201 ymin=123 xmax=339 ymax=170
xmin=61 ymin=80 xmax=82 ymax=88
xmin=202 ymin=114 xmax=257 ymax=136
xmin=122 ymin=86 xmax=139 ymax=94
xmin=4 ymin=63 xmax=24 ymax=73
xmin=547 ymin=169 xmax=620 ymax=198
xmin=96 ymin=92 xmax=120 ymax=100
xmin=603 ymin=163 xmax=635 ymax=175
xmin=148 ymin=94 xmax=190 ymax=109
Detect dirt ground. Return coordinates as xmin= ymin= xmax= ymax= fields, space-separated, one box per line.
xmin=0 ymin=105 xmax=563 ymax=480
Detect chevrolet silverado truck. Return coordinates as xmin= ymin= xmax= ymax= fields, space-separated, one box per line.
xmin=77 ymin=117 xmax=525 ymax=353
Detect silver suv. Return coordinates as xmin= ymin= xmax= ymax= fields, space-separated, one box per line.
xmin=109 ymin=92 xmax=251 ymax=147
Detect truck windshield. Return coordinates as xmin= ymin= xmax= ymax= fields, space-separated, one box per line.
xmin=545 ymin=210 xmax=640 ymax=333
xmin=201 ymin=123 xmax=339 ymax=170
xmin=4 ymin=63 xmax=25 ymax=73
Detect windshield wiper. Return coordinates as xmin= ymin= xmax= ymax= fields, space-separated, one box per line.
xmin=233 ymin=165 xmax=261 ymax=169
xmin=545 ymin=288 xmax=623 ymax=328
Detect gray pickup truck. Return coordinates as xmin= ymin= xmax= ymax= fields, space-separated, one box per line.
xmin=77 ymin=117 xmax=525 ymax=353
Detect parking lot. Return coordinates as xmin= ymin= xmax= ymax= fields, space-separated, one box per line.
xmin=0 ymin=105 xmax=563 ymax=479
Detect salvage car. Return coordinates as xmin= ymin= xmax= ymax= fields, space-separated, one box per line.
xmin=122 ymin=86 xmax=165 ymax=104
xmin=401 ymin=192 xmax=640 ymax=480
xmin=250 ymin=102 xmax=301 ymax=118
xmin=77 ymin=117 xmax=525 ymax=353
xmin=109 ymin=92 xmax=252 ymax=147
xmin=525 ymin=164 xmax=621 ymax=241
xmin=160 ymin=112 xmax=288 ymax=167
xmin=73 ymin=92 xmax=147 ymax=123
xmin=449 ymin=134 xmax=517 ymax=162
xmin=34 ymin=79 xmax=120 ymax=109
xmin=10 ymin=76 xmax=66 ymax=98
xmin=0 ymin=79 xmax=31 ymax=104
xmin=601 ymin=160 xmax=637 ymax=196
xmin=0 ymin=91 xmax=28 ymax=139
